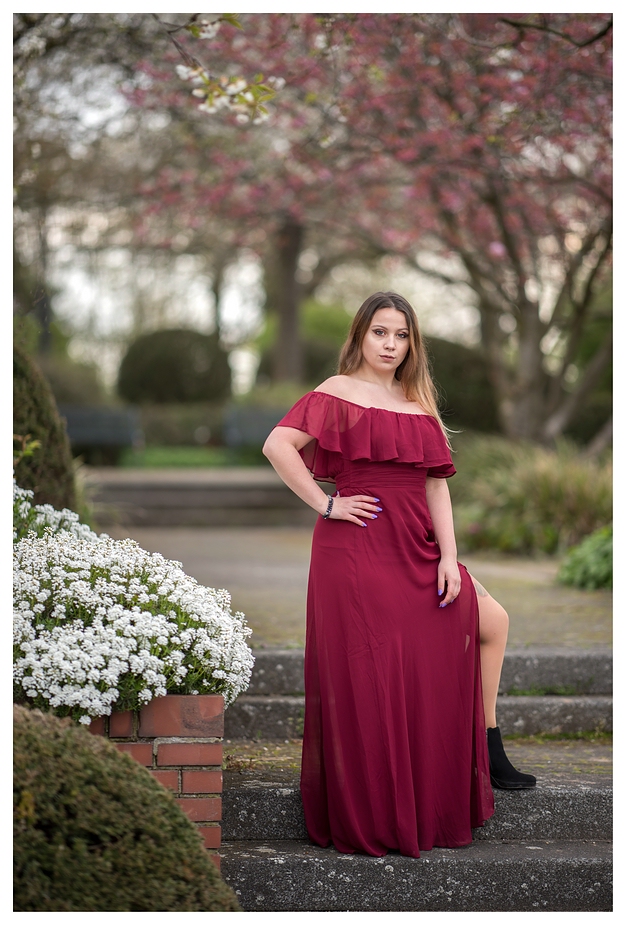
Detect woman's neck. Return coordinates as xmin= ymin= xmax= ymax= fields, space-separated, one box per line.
xmin=350 ymin=367 xmax=401 ymax=394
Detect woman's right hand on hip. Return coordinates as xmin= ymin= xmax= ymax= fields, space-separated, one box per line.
xmin=328 ymin=494 xmax=382 ymax=527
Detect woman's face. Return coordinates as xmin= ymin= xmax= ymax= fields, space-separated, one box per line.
xmin=359 ymin=307 xmax=411 ymax=375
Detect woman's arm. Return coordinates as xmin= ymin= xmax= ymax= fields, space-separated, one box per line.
xmin=425 ymin=476 xmax=461 ymax=607
xmin=262 ymin=426 xmax=381 ymax=527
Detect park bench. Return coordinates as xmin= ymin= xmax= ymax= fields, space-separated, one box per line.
xmin=222 ymin=406 xmax=288 ymax=448
xmin=59 ymin=405 xmax=143 ymax=466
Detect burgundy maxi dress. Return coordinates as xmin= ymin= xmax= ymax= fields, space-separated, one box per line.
xmin=275 ymin=391 xmax=494 ymax=858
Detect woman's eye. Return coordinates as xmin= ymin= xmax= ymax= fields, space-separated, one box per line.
xmin=373 ymin=329 xmax=384 ymax=335
xmin=398 ymin=333 xmax=408 ymax=338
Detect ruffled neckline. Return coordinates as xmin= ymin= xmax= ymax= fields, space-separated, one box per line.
xmin=275 ymin=390 xmax=455 ymax=482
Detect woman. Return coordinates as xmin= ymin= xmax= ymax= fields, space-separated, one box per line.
xmin=263 ymin=291 xmax=535 ymax=858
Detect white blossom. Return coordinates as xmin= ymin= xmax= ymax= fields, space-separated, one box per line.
xmin=176 ymin=64 xmax=195 ymax=81
xmin=226 ymin=78 xmax=247 ymax=95
xmin=13 ymin=480 xmax=104 ymax=543
xmin=267 ymin=76 xmax=286 ymax=91
xmin=198 ymin=21 xmax=221 ymax=40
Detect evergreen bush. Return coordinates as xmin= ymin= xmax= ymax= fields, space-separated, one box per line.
xmin=13 ymin=344 xmax=76 ymax=510
xmin=118 ymin=329 xmax=231 ymax=404
xmin=13 ymin=706 xmax=241 ymax=912
xmin=557 ymin=525 xmax=612 ymax=590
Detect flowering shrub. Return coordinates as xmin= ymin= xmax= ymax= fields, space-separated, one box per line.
xmin=13 ymin=479 xmax=100 ymax=544
xmin=14 ymin=517 xmax=254 ymax=724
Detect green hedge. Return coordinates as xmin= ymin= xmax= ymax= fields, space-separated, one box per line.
xmin=13 ymin=706 xmax=241 ymax=912
xmin=138 ymin=401 xmax=225 ymax=446
xmin=118 ymin=329 xmax=231 ymax=404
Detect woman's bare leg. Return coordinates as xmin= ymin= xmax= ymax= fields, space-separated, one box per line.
xmin=470 ymin=575 xmax=509 ymax=729
xmin=471 ymin=574 xmax=536 ymax=787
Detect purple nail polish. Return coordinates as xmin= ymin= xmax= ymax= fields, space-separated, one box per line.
xmin=374 ymin=498 xmax=380 ymax=502
xmin=376 ymin=507 xmax=383 ymax=512
xmin=440 ymin=602 xmax=447 ymax=608
xmin=438 ymin=589 xmax=443 ymax=596
xmin=372 ymin=514 xmax=378 ymax=519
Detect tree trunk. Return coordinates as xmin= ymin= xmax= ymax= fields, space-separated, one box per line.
xmin=477 ymin=299 xmax=547 ymax=441
xmin=211 ymin=256 xmax=226 ymax=342
xmin=504 ymin=303 xmax=547 ymax=441
xmin=271 ymin=219 xmax=305 ymax=382
xmin=36 ymin=211 xmax=52 ymax=354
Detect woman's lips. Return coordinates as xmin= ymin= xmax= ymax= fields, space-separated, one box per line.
xmin=380 ymin=355 xmax=395 ymax=360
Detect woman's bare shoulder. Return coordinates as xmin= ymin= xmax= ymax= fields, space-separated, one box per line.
xmin=314 ymin=376 xmax=356 ymax=399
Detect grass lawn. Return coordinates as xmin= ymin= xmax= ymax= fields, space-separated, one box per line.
xmin=119 ymin=445 xmax=269 ymax=468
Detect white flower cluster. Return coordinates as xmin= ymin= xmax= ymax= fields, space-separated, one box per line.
xmin=175 ymin=64 xmax=277 ymax=124
xmin=13 ymin=480 xmax=102 ymax=544
xmin=14 ymin=530 xmax=254 ymax=725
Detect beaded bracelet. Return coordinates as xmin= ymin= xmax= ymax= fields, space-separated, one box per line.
xmin=322 ymin=496 xmax=334 ymax=519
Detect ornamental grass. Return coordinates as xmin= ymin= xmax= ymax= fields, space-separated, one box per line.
xmin=450 ymin=434 xmax=612 ymax=555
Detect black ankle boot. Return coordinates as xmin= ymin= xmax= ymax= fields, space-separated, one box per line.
xmin=487 ymin=726 xmax=536 ymax=790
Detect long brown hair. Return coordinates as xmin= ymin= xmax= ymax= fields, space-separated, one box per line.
xmin=337 ymin=291 xmax=451 ymax=442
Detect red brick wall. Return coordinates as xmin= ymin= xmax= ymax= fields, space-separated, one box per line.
xmin=90 ymin=694 xmax=223 ymax=867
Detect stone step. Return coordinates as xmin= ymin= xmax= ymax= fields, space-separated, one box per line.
xmin=219 ymin=838 xmax=612 ymax=911
xmin=224 ymin=694 xmax=612 ymax=739
xmin=84 ymin=467 xmax=323 ymax=526
xmin=247 ymin=647 xmax=613 ymax=696
xmin=222 ymin=773 xmax=612 ymax=843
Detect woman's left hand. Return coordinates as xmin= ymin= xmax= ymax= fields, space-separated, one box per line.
xmin=438 ymin=557 xmax=461 ymax=608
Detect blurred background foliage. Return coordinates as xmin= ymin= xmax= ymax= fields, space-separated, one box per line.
xmin=12 ymin=12 xmax=612 ymax=567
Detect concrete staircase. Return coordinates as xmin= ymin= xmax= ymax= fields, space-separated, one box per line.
xmin=83 ymin=467 xmax=322 ymax=527
xmin=220 ymin=648 xmax=612 ymax=911
xmin=224 ymin=648 xmax=612 ymax=739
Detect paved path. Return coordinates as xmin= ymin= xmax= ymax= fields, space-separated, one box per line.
xmin=106 ymin=525 xmax=612 ymax=650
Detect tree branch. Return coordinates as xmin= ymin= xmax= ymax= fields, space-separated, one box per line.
xmin=499 ymin=16 xmax=612 ymax=48
xmin=545 ymin=225 xmax=612 ymax=411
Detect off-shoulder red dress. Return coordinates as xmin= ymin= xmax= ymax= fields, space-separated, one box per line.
xmin=275 ymin=391 xmax=494 ymax=857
